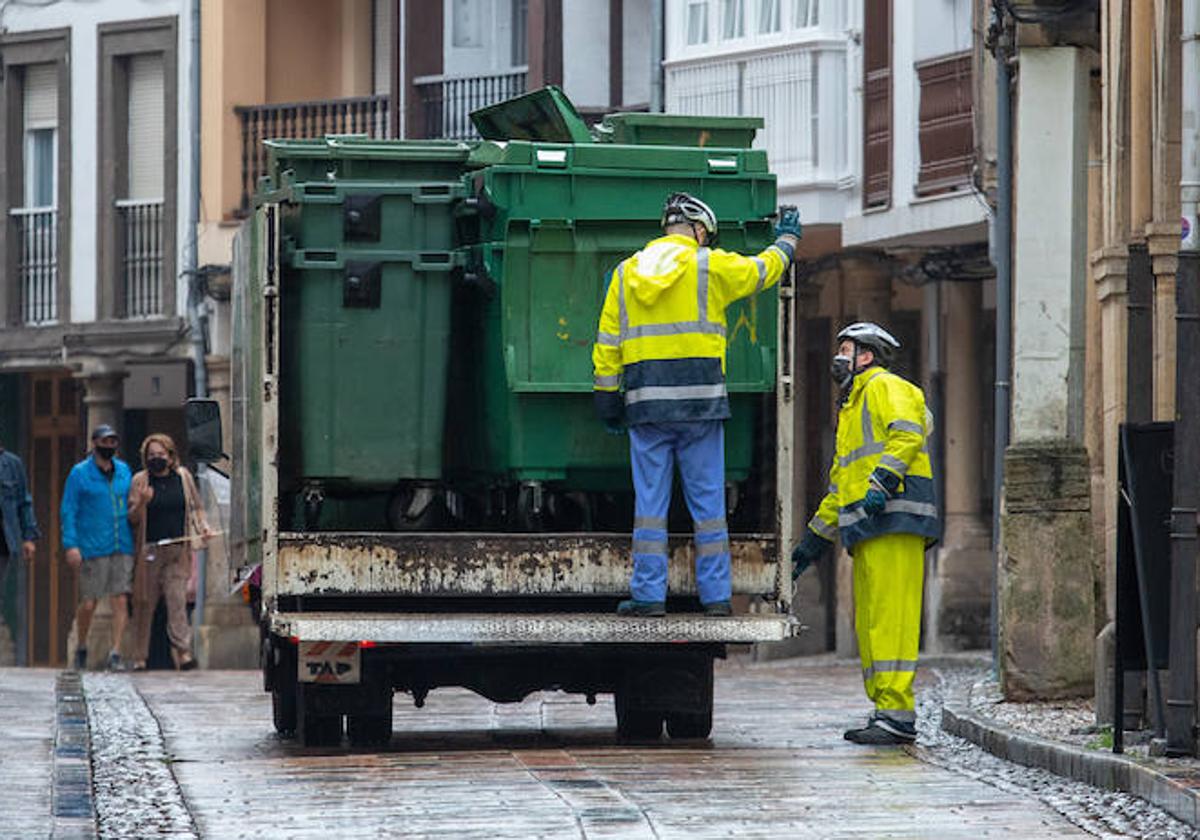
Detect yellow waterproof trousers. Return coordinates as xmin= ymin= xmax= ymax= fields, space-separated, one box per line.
xmin=852 ymin=532 xmax=925 ymax=725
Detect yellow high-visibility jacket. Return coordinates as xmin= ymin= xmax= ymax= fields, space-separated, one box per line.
xmin=808 ymin=366 xmax=940 ymax=549
xmin=592 ymin=233 xmax=793 ymax=424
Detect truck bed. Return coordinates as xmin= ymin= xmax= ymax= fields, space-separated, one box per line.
xmin=272 ymin=610 xmax=800 ymax=644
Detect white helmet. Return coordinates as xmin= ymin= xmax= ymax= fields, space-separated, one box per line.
xmin=661 ymin=192 xmax=718 ymax=236
xmin=837 ymin=322 xmax=900 ymax=363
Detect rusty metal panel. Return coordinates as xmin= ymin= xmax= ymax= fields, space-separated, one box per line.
xmin=276 ymin=532 xmax=778 ymax=597
xmin=272 ymin=610 xmax=800 ymax=644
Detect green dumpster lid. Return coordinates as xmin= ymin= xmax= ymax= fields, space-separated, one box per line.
xmin=264 ymin=137 xmax=472 ymax=161
xmin=470 ymin=86 xmax=594 ymax=144
xmin=596 ymin=112 xmax=764 ymax=148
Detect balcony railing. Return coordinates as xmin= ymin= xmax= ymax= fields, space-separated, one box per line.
xmin=10 ymin=207 xmax=58 ymax=325
xmin=414 ymin=69 xmax=527 ymax=140
xmin=665 ymin=45 xmax=843 ymax=187
xmin=915 ymin=52 xmax=974 ymax=197
xmin=235 ymin=94 xmax=391 ymax=215
xmin=117 ymin=198 xmax=164 ymax=318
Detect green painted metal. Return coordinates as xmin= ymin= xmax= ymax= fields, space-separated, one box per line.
xmin=596 ymin=112 xmax=764 ymax=148
xmin=470 ymin=86 xmax=593 ymax=144
xmin=263 ymin=142 xmax=469 ymax=489
xmin=452 ymin=138 xmax=778 ymax=489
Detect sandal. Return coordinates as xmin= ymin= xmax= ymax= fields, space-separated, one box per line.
xmin=130 ymin=660 xmax=147 ymax=672
xmin=177 ymin=653 xmax=197 ymax=671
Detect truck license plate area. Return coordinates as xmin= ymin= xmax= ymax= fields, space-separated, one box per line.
xmin=298 ymin=641 xmax=361 ymax=684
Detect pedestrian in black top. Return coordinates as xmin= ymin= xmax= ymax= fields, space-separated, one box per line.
xmin=128 ymin=433 xmax=212 ymax=671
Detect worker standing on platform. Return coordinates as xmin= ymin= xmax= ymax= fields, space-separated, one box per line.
xmin=592 ymin=193 xmax=802 ymax=617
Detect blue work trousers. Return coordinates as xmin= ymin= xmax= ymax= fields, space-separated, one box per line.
xmin=628 ymin=420 xmax=730 ymax=605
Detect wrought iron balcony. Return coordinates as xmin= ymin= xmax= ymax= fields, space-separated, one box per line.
xmin=116 ymin=198 xmax=164 ymax=318
xmin=413 ymin=69 xmax=527 ymax=140
xmin=235 ymin=94 xmax=392 ymax=215
xmin=9 ymin=206 xmax=58 ymax=325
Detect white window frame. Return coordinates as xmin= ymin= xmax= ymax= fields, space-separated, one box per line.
xmin=668 ymin=0 xmax=840 ymax=62
xmin=22 ymin=126 xmax=57 ymax=211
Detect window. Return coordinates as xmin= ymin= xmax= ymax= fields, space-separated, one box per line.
xmin=22 ymin=63 xmax=57 ymax=209
xmin=793 ymin=0 xmax=818 ymax=28
xmin=721 ymin=0 xmax=745 ymax=38
xmin=126 ymin=53 xmax=165 ymax=201
xmin=24 ymin=129 xmax=56 ymax=209
xmin=687 ymin=0 xmax=709 ymax=45
xmin=372 ymin=0 xmax=393 ymax=95
xmin=512 ymin=0 xmax=528 ymax=65
xmin=452 ymin=0 xmax=483 ymax=48
xmin=758 ymin=0 xmax=781 ymax=33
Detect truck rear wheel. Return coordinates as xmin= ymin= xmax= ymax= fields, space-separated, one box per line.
xmin=297 ymin=685 xmax=344 ymax=747
xmin=272 ymin=685 xmax=297 ymax=737
xmin=615 ymin=692 xmax=664 ymax=741
xmin=347 ymin=707 xmax=393 ymax=747
xmin=665 ymin=709 xmax=713 ymax=740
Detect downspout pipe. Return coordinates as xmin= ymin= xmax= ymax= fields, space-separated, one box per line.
xmin=650 ymin=0 xmax=663 ymax=112
xmin=990 ymin=3 xmax=1013 ymax=675
xmin=1166 ymin=0 xmax=1200 ymax=757
xmin=186 ymin=0 xmax=210 ymax=651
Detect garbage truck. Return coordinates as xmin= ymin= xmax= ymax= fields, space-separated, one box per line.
xmin=187 ymin=88 xmax=800 ymax=747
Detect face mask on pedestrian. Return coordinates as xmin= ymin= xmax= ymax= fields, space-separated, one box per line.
xmin=95 ymin=445 xmax=117 ymax=461
xmin=831 ymin=354 xmax=855 ymax=388
xmin=148 ymin=456 xmax=169 ymax=475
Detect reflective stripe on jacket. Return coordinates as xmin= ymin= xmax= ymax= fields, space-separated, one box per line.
xmin=591 ymin=233 xmax=792 ymax=424
xmin=808 ymin=367 xmax=939 ymax=549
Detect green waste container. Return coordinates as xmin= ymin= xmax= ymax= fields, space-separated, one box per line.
xmin=595 ymin=112 xmax=763 ymax=149
xmin=453 ymin=89 xmax=778 ymax=495
xmin=262 ymin=139 xmax=471 ymax=495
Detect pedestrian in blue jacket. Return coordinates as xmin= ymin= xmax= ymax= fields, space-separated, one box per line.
xmin=61 ymin=424 xmax=134 ymax=671
xmin=0 ymin=436 xmax=39 ymax=654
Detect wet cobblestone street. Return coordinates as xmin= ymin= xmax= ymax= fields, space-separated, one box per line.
xmin=3 ymin=657 xmax=1196 ymax=838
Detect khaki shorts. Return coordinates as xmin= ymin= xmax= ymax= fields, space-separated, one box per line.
xmin=79 ymin=553 xmax=134 ymax=602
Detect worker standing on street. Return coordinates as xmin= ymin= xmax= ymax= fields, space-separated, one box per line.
xmin=792 ymin=323 xmax=939 ymax=744
xmin=593 ymin=193 xmax=802 ymax=617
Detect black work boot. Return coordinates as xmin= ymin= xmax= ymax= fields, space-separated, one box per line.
xmin=616 ymin=599 xmax=666 ymax=617
xmin=74 ymin=648 xmax=87 ymax=671
xmin=843 ymin=715 xmax=916 ymax=745
xmin=702 ymin=600 xmax=732 ymax=617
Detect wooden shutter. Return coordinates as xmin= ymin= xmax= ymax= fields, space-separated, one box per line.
xmin=862 ymin=0 xmax=891 ymax=209
xmin=916 ymin=52 xmax=973 ymax=196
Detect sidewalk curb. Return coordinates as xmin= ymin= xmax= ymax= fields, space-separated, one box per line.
xmin=940 ymin=683 xmax=1200 ymax=830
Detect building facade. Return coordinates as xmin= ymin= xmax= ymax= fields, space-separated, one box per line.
xmin=0 ymin=0 xmax=196 ymax=667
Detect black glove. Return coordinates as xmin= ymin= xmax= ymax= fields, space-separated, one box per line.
xmin=791 ymin=529 xmax=832 ymax=581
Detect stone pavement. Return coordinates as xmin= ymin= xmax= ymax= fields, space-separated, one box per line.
xmin=2 ymin=658 xmax=1189 ymax=838
xmin=0 ymin=669 xmax=57 ymax=838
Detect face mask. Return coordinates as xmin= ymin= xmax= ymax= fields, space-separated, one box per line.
xmin=831 ymin=354 xmax=854 ymax=388
xmin=148 ymin=457 xmax=169 ymax=475
xmin=95 ymin=445 xmax=117 ymax=461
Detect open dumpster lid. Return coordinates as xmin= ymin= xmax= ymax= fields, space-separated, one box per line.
xmin=471 ymin=85 xmax=594 ymax=144
xmin=596 ymin=112 xmax=764 ymax=148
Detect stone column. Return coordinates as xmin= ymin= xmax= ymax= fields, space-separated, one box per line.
xmin=1146 ymin=224 xmax=1179 ymax=421
xmin=932 ymin=282 xmax=992 ymax=651
xmin=833 ymin=254 xmax=892 ymax=658
xmin=69 ymin=366 xmax=127 ymax=669
xmin=1001 ymin=47 xmax=1095 ymax=700
xmin=206 ymin=354 xmax=233 ymax=459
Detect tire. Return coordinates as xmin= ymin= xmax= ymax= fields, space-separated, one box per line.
xmin=297 ymin=685 xmax=343 ymax=747
xmin=347 ymin=708 xmax=393 ymax=747
xmin=299 ymin=712 xmax=343 ymax=747
xmin=666 ymin=709 xmax=713 ymax=740
xmin=272 ymin=685 xmax=297 ymax=738
xmin=615 ymin=691 xmax=664 ymax=741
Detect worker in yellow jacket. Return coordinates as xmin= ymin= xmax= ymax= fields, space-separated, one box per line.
xmin=792 ymin=322 xmax=939 ymax=745
xmin=593 ymin=193 xmax=801 ymax=616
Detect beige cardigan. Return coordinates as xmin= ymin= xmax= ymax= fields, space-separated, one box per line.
xmin=128 ymin=465 xmax=210 ymax=560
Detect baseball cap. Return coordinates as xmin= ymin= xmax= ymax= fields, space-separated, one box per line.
xmin=91 ymin=424 xmax=119 ymax=441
